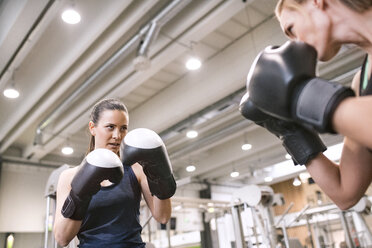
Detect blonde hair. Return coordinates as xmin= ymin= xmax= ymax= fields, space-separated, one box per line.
xmin=275 ymin=0 xmax=372 ymax=17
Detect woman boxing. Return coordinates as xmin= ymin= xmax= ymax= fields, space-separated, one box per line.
xmin=54 ymin=98 xmax=175 ymax=247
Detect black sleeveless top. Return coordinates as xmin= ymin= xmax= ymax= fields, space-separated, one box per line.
xmin=77 ymin=166 xmax=145 ymax=248
xmin=360 ymin=55 xmax=372 ymax=96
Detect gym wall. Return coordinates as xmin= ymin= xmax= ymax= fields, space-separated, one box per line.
xmin=0 ymin=162 xmax=55 ymax=232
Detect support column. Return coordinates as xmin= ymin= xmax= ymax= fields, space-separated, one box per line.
xmin=200 ymin=183 xmax=213 ymax=248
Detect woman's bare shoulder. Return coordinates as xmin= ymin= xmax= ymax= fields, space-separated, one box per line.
xmin=58 ymin=166 xmax=79 ymax=187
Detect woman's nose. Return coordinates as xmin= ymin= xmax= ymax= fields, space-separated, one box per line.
xmin=112 ymin=129 xmax=121 ymax=139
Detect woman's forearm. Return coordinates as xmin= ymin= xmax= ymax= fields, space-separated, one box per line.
xmin=54 ymin=217 xmax=81 ymax=247
xmin=306 ymin=139 xmax=372 ymax=209
xmin=152 ymin=198 xmax=172 ymax=224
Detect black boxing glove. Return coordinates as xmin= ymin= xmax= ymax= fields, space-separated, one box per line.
xmin=121 ymin=128 xmax=176 ymax=200
xmin=247 ymin=41 xmax=355 ymax=133
xmin=240 ymin=92 xmax=326 ymax=165
xmin=61 ymin=148 xmax=124 ymax=220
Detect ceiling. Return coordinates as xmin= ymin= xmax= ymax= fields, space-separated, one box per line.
xmin=0 ymin=0 xmax=365 ymax=188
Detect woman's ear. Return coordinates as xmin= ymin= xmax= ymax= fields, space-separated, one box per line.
xmin=89 ymin=121 xmax=95 ymax=136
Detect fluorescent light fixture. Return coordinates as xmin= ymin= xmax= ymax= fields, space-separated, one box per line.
xmin=3 ymin=87 xmax=19 ymax=98
xmin=230 ymin=171 xmax=239 ymax=178
xmin=186 ymin=165 xmax=196 ymax=172
xmin=186 ymin=57 xmax=201 ymax=70
xmin=61 ymin=9 xmax=81 ymax=24
xmin=241 ymin=143 xmax=252 ymax=151
xmin=186 ymin=130 xmax=198 ymax=138
xmin=62 ymin=146 xmax=74 ymax=155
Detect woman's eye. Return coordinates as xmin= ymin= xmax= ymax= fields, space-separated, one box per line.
xmin=121 ymin=126 xmax=127 ymax=132
xmin=286 ymin=25 xmax=294 ymax=37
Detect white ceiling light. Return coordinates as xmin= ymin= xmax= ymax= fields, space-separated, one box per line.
xmin=299 ymin=172 xmax=311 ymax=182
xmin=3 ymin=87 xmax=19 ymax=99
xmin=174 ymin=205 xmax=182 ymax=211
xmin=186 ymin=57 xmax=202 ymax=70
xmin=4 ymin=71 xmax=20 ymax=99
xmin=61 ymin=8 xmax=81 ymax=24
xmin=264 ymin=176 xmax=273 ymax=182
xmin=230 ymin=171 xmax=239 ymax=178
xmin=61 ymin=146 xmax=74 ymax=155
xmin=241 ymin=143 xmax=252 ymax=151
xmin=186 ymin=165 xmax=196 ymax=172
xmin=293 ymin=177 xmax=301 ymax=186
xmin=186 ymin=130 xmax=198 ymax=138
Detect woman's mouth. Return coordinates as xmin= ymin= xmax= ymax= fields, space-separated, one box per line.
xmin=108 ymin=143 xmax=120 ymax=148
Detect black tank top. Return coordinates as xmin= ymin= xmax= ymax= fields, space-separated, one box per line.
xmin=77 ymin=166 xmax=145 ymax=248
xmin=360 ymin=55 xmax=372 ymax=96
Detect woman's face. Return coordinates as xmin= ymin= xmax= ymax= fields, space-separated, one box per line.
xmin=278 ymin=1 xmax=341 ymax=61
xmin=89 ymin=109 xmax=128 ymax=154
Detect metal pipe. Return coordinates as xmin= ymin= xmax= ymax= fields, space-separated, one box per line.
xmin=231 ymin=204 xmax=247 ymax=248
xmin=275 ymin=202 xmax=294 ymax=227
xmin=287 ymin=204 xmax=310 ymax=227
xmin=34 ymin=0 xmax=192 ymax=145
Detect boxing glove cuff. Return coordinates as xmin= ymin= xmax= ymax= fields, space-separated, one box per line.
xmin=147 ymin=174 xmax=176 ymax=200
xmin=281 ymin=127 xmax=327 ymax=165
xmin=61 ymin=191 xmax=91 ymax=220
xmin=295 ymin=78 xmax=355 ymax=133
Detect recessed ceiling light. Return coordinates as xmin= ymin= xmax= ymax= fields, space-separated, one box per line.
xmin=186 ymin=130 xmax=198 ymax=138
xmin=230 ymin=171 xmax=239 ymax=178
xmin=241 ymin=143 xmax=252 ymax=151
xmin=3 ymin=88 xmax=19 ymax=98
xmin=61 ymin=9 xmax=81 ymax=24
xmin=186 ymin=57 xmax=201 ymax=70
xmin=186 ymin=165 xmax=196 ymax=172
xmin=62 ymin=146 xmax=74 ymax=155
xmin=264 ymin=176 xmax=273 ymax=182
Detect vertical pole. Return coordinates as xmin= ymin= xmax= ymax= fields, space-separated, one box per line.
xmin=305 ymin=215 xmax=315 ymax=248
xmin=44 ymin=196 xmax=50 ymax=248
xmin=167 ymin=220 xmax=171 ymax=248
xmin=214 ymin=213 xmax=220 ymax=248
xmin=231 ymin=205 xmax=247 ymax=248
xmin=340 ymin=211 xmax=356 ymax=248
xmin=281 ymin=220 xmax=290 ymax=248
xmin=352 ymin=211 xmax=372 ymax=246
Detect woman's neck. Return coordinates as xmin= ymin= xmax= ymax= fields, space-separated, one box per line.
xmin=329 ymin=3 xmax=372 ymax=54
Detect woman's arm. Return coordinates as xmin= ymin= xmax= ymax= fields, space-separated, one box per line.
xmin=306 ymin=136 xmax=372 ymax=210
xmin=132 ymin=163 xmax=172 ymax=224
xmin=307 ymin=71 xmax=372 ymax=209
xmin=332 ymin=95 xmax=372 ymax=149
xmin=53 ymin=167 xmax=82 ymax=247
xmin=332 ymin=67 xmax=372 ymax=149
